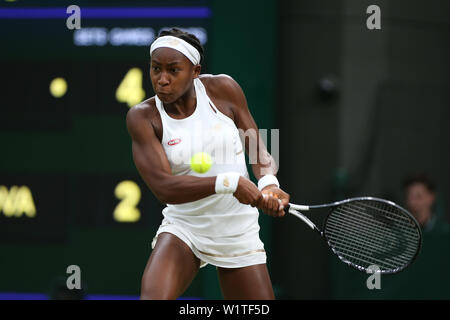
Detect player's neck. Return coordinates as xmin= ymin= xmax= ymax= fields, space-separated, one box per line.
xmin=165 ymin=85 xmax=196 ymax=117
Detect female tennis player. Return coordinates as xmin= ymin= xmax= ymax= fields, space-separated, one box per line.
xmin=126 ymin=28 xmax=290 ymax=300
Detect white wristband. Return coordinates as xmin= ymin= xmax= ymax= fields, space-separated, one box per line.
xmin=215 ymin=172 xmax=241 ymax=194
xmin=258 ymin=174 xmax=280 ymax=191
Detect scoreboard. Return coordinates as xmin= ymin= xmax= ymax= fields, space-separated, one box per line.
xmin=0 ymin=0 xmax=211 ymax=243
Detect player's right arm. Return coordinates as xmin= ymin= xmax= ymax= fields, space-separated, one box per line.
xmin=126 ymin=103 xmax=262 ymax=206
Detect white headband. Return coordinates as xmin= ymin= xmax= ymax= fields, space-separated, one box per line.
xmin=150 ymin=35 xmax=201 ymax=65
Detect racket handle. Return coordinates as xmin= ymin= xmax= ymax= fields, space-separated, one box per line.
xmin=289 ymin=203 xmax=310 ymax=211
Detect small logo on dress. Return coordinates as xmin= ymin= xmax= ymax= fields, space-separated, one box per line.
xmin=223 ymin=177 xmax=230 ymax=187
xmin=168 ymin=138 xmax=181 ymax=146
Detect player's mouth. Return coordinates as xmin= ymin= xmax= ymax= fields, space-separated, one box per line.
xmin=157 ymin=91 xmax=176 ymax=103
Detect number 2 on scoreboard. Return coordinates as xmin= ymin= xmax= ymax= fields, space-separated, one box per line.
xmin=114 ymin=180 xmax=141 ymax=223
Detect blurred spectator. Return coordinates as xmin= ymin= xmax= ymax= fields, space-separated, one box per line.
xmin=403 ymin=173 xmax=450 ymax=233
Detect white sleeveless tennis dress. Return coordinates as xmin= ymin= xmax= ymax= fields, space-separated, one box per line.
xmin=151 ymin=77 xmax=266 ymax=268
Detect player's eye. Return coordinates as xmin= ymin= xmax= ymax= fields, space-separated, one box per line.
xmin=151 ymin=66 xmax=160 ymax=72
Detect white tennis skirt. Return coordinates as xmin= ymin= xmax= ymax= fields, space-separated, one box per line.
xmin=151 ymin=217 xmax=267 ymax=268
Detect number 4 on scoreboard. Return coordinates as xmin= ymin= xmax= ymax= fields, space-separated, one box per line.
xmin=115 ymin=68 xmax=146 ymax=107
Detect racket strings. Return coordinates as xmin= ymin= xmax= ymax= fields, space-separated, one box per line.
xmin=325 ymin=221 xmax=416 ymax=266
xmin=326 ymin=224 xmax=415 ymax=272
xmin=327 ymin=207 xmax=417 ymax=250
xmin=325 ymin=224 xmax=415 ymax=267
xmin=327 ymin=207 xmax=419 ymax=269
xmin=328 ymin=242 xmax=401 ymax=270
xmin=353 ymin=202 xmax=421 ymax=245
xmin=352 ymin=202 xmax=418 ymax=234
xmin=332 ymin=202 xmax=420 ymax=245
xmin=327 ymin=208 xmax=419 ymax=262
xmin=325 ymin=220 xmax=417 ymax=257
xmin=324 ymin=200 xmax=420 ymax=273
xmin=335 ymin=204 xmax=419 ymax=244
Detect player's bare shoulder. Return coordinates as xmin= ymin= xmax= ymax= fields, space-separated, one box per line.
xmin=127 ymin=98 xmax=153 ymax=125
xmin=199 ymin=74 xmax=242 ymax=100
xmin=126 ymin=97 xmax=161 ymax=138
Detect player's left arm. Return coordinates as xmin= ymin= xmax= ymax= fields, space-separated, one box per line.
xmin=217 ymin=75 xmax=289 ymax=217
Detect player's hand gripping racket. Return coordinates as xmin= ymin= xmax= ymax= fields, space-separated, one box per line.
xmin=285 ymin=197 xmax=422 ymax=274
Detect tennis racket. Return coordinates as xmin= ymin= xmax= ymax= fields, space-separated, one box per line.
xmin=284 ymin=197 xmax=422 ymax=274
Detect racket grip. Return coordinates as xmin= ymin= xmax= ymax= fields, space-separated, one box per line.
xmin=284 ymin=204 xmax=290 ymax=214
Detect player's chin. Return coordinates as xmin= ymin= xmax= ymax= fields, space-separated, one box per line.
xmin=156 ymin=92 xmax=177 ymax=103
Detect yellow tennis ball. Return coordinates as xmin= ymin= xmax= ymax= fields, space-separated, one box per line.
xmin=190 ymin=152 xmax=212 ymax=174
xmin=49 ymin=77 xmax=67 ymax=98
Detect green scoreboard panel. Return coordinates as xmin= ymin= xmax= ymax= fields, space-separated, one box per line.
xmin=0 ymin=0 xmax=211 ymax=244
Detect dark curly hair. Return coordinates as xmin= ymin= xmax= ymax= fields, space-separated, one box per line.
xmin=403 ymin=173 xmax=436 ymax=193
xmin=156 ymin=27 xmax=204 ymax=64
